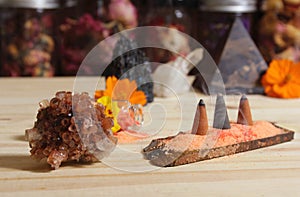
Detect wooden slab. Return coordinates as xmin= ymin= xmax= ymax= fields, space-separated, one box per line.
xmin=143 ymin=124 xmax=295 ymax=167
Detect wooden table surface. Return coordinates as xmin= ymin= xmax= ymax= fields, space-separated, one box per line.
xmin=1 ymin=77 xmax=300 ymax=196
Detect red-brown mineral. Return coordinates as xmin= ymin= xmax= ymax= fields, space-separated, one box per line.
xmin=25 ymin=91 xmax=117 ymax=169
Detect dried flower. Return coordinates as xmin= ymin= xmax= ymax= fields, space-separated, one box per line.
xmin=261 ymin=59 xmax=300 ymax=98
xmin=108 ymin=0 xmax=138 ymax=29
xmin=60 ymin=14 xmax=110 ymax=75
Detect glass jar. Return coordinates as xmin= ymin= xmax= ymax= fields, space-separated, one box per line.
xmin=197 ymin=0 xmax=258 ymax=64
xmin=144 ymin=0 xmax=191 ymax=33
xmin=59 ymin=0 xmax=109 ymax=76
xmin=142 ymin=0 xmax=192 ymax=63
xmin=257 ymin=0 xmax=300 ymax=63
xmin=0 ymin=0 xmax=62 ymax=76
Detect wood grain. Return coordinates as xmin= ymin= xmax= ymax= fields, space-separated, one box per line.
xmin=0 ymin=77 xmax=300 ymax=196
xmin=143 ymin=125 xmax=294 ymax=167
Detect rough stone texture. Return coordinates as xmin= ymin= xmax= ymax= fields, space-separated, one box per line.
xmin=103 ymin=34 xmax=154 ymax=103
xmin=25 ymin=91 xmax=116 ymax=169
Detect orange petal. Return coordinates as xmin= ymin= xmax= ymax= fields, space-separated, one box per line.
xmin=114 ymin=78 xmax=130 ymax=94
xmin=100 ymin=76 xmax=148 ymax=104
xmin=290 ymin=63 xmax=300 ymax=84
xmin=113 ymin=78 xmax=140 ymax=101
xmin=106 ymin=76 xmax=118 ymax=96
xmin=95 ymin=90 xmax=105 ymax=100
xmin=130 ymin=91 xmax=147 ymax=106
xmin=129 ymin=80 xmax=138 ymax=92
xmin=284 ymin=83 xmax=300 ymax=98
xmin=270 ymin=82 xmax=300 ymax=98
xmin=263 ymin=85 xmax=276 ymax=97
xmin=262 ymin=59 xmax=293 ymax=86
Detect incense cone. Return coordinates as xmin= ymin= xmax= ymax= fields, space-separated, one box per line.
xmin=213 ymin=94 xmax=231 ymax=129
xmin=237 ymin=94 xmax=253 ymax=125
xmin=192 ymin=99 xmax=208 ymax=135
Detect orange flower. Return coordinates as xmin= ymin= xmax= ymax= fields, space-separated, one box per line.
xmin=261 ymin=59 xmax=300 ymax=98
xmin=95 ymin=76 xmax=147 ymax=105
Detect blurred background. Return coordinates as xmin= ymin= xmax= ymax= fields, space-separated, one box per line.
xmin=0 ymin=0 xmax=298 ymax=77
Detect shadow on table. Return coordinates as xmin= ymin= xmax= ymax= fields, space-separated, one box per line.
xmin=11 ymin=134 xmax=27 ymax=142
xmin=0 ymin=134 xmax=51 ymax=172
xmin=1 ymin=135 xmax=98 ymax=172
xmin=0 ymin=154 xmax=52 ymax=173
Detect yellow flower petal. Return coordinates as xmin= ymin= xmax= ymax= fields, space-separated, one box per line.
xmin=97 ymin=96 xmax=121 ymax=133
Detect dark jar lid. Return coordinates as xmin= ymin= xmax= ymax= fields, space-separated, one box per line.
xmin=200 ymin=0 xmax=257 ymax=13
xmin=0 ymin=0 xmax=77 ymax=9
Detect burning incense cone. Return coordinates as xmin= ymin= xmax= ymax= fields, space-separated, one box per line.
xmin=237 ymin=94 xmax=253 ymax=125
xmin=191 ymin=99 xmax=208 ymax=135
xmin=213 ymin=94 xmax=231 ymax=129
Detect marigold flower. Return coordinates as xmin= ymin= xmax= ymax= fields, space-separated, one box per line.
xmin=95 ymin=76 xmax=147 ymax=106
xmin=261 ymin=59 xmax=300 ymax=98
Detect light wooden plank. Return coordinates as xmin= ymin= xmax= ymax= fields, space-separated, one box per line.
xmin=0 ymin=77 xmax=300 ymax=196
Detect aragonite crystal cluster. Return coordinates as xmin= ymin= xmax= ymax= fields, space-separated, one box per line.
xmin=25 ymin=91 xmax=117 ymax=169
